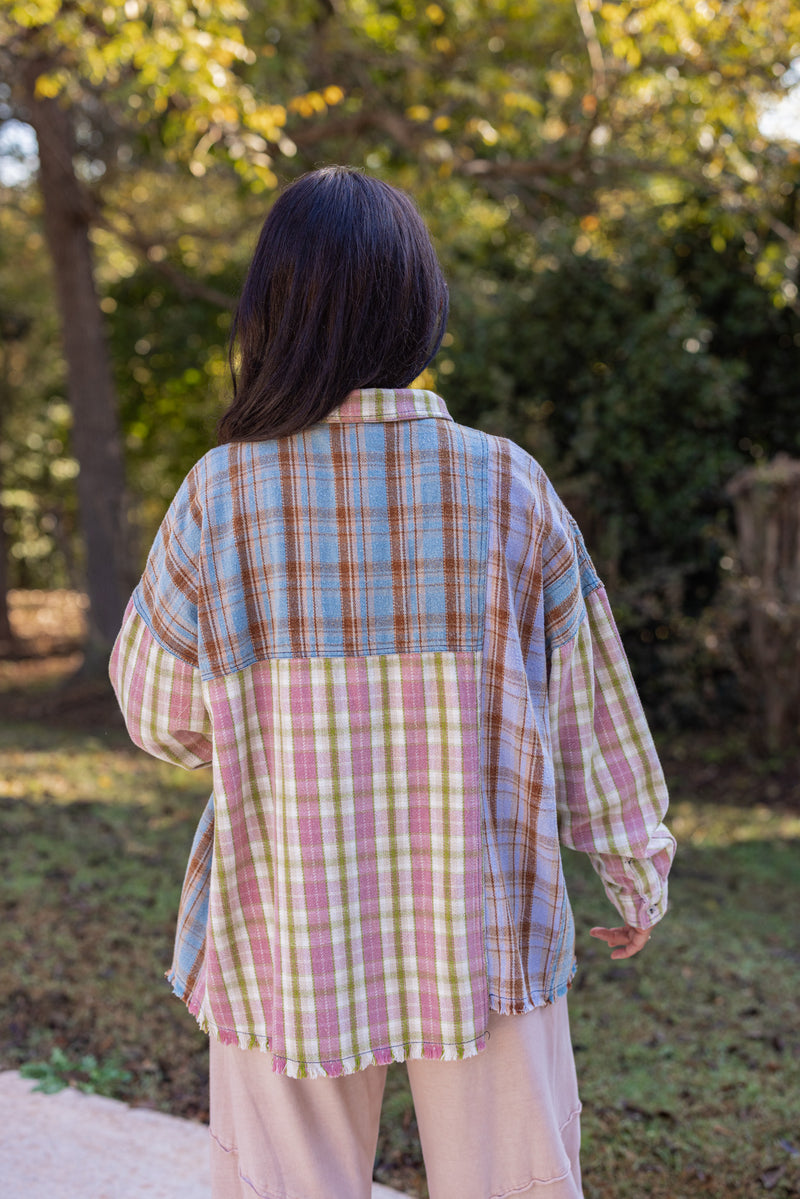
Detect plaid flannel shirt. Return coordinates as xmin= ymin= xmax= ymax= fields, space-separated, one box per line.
xmin=110 ymin=388 xmax=675 ymax=1078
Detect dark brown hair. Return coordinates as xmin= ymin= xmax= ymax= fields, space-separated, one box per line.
xmin=217 ymin=166 xmax=449 ymax=443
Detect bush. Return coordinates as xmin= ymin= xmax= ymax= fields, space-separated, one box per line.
xmin=441 ymin=224 xmax=799 ymax=724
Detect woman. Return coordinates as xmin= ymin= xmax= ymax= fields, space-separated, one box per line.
xmin=110 ymin=166 xmax=675 ymax=1199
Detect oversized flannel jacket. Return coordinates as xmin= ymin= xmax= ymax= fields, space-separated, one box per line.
xmin=110 ymin=388 xmax=675 ymax=1078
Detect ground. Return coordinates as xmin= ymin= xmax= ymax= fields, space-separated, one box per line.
xmin=1 ymin=592 xmax=798 ymax=1198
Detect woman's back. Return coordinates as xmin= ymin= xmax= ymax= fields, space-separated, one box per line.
xmin=110 ymin=167 xmax=673 ymax=1196
xmin=113 ymin=382 xmax=671 ymax=1079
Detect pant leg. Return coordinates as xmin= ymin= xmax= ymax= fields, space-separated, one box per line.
xmin=406 ymin=997 xmax=583 ymax=1199
xmin=208 ymin=1038 xmax=388 ymax=1199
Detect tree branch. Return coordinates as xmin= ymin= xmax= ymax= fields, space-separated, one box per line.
xmin=767 ymin=214 xmax=800 ymax=256
xmin=96 ymin=211 xmax=237 ymax=309
xmin=574 ymin=0 xmax=607 ymax=100
xmin=137 ymin=254 xmax=236 ymax=310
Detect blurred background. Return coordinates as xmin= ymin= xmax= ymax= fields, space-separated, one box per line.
xmin=1 ymin=0 xmax=800 ymax=739
xmin=0 ymin=3 xmax=798 ymax=1197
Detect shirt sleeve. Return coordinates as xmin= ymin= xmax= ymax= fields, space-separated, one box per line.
xmin=548 ymin=582 xmax=676 ymax=929
xmin=109 ymin=597 xmax=212 ymax=770
xmin=132 ymin=460 xmax=205 ymax=669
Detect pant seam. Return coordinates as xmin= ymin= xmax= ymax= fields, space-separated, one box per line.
xmin=486 ymin=1104 xmax=583 ymax=1198
xmin=210 ymin=1130 xmax=305 ymax=1199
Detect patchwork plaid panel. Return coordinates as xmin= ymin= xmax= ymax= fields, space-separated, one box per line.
xmin=135 ymin=389 xmax=488 ymax=679
xmin=479 ymin=439 xmax=672 ymax=1003
xmin=327 ymin=387 xmax=446 ymax=425
xmin=112 ymin=389 xmax=675 ymax=1074
xmin=479 ymin=439 xmax=591 ymax=1009
xmin=134 ymin=478 xmax=203 ymax=671
xmin=197 ymin=650 xmax=488 ymax=1076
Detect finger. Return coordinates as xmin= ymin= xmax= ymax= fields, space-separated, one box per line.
xmin=591 ymin=926 xmax=651 ymax=958
xmin=610 ymin=944 xmax=639 ymax=959
xmin=590 ymin=926 xmax=627 ymax=945
xmin=611 ymin=931 xmax=651 ymax=959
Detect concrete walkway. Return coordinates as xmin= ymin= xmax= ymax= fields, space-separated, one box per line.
xmin=0 ymin=1070 xmax=407 ymax=1198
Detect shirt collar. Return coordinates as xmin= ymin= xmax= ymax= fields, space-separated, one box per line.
xmin=324 ymin=388 xmax=452 ymax=425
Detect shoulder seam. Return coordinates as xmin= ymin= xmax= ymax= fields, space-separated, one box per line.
xmin=132 ymin=588 xmax=199 ymax=671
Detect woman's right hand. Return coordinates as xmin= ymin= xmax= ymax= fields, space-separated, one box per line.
xmin=589 ymin=924 xmax=651 ymax=959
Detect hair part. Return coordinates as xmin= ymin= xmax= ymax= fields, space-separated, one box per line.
xmin=217 ymin=167 xmax=449 ymax=444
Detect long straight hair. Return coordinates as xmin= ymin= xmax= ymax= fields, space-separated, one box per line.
xmin=217 ymin=167 xmax=449 ymax=443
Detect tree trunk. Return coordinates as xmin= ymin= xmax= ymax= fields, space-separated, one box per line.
xmin=23 ymin=68 xmax=129 ymax=662
xmin=0 ymin=506 xmax=12 ymax=648
xmin=0 ymin=337 xmax=16 ymax=649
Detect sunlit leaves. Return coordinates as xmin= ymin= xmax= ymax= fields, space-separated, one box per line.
xmin=5 ymin=0 xmax=799 ymax=219
xmin=32 ymin=71 xmax=69 ymax=99
xmin=8 ymin=0 xmax=60 ymax=25
xmin=288 ymin=88 xmax=344 ymax=118
xmin=0 ymin=0 xmax=307 ymax=192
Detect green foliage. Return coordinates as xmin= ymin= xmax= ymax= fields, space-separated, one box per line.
xmin=106 ymin=265 xmax=236 ymax=548
xmin=436 ymin=206 xmax=800 ymax=720
xmin=0 ymin=201 xmax=78 ymax=589
xmin=20 ymin=1047 xmax=132 ymax=1097
xmin=2 ymin=0 xmax=295 ymax=190
xmin=447 ymin=236 xmax=742 ymax=568
xmin=664 ymin=211 xmax=800 ymax=458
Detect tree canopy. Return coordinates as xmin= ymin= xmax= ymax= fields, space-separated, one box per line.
xmin=1 ymin=0 xmax=799 ymax=714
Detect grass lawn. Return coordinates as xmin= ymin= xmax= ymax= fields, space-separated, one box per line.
xmin=0 ymin=712 xmax=798 ymax=1198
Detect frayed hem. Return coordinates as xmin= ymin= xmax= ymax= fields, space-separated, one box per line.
xmin=200 ymin=1013 xmax=488 ymax=1078
xmin=488 ymin=966 xmax=576 ymax=1016
xmin=165 ymin=968 xmax=185 ymax=1001
xmin=273 ymin=1034 xmax=488 ymax=1079
xmin=165 ymin=968 xmax=203 ymax=1016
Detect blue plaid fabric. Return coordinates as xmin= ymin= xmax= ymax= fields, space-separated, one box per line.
xmin=167 ymin=794 xmax=213 ymax=1002
xmin=135 ymin=389 xmax=488 ymax=679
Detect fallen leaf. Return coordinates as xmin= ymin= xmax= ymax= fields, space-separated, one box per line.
xmin=760 ymin=1165 xmax=785 ymax=1190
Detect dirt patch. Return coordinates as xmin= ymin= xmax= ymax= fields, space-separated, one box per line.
xmin=0 ymin=591 xmax=122 ymax=729
xmin=656 ymin=727 xmax=800 ymax=812
xmin=1 ymin=589 xmax=88 ymax=657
